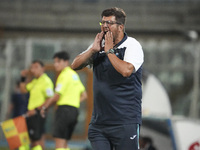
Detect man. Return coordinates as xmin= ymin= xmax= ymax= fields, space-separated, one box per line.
xmin=71 ymin=7 xmax=144 ymax=150
xmin=6 ymin=81 xmax=29 ymax=119
xmin=20 ymin=60 xmax=54 ymax=150
xmin=40 ymin=51 xmax=87 ymax=150
xmin=6 ymin=81 xmax=29 ymax=150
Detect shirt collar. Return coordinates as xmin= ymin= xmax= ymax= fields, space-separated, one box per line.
xmin=113 ymin=32 xmax=128 ymax=49
xmin=35 ymin=73 xmax=45 ymax=80
xmin=62 ymin=66 xmax=70 ymax=72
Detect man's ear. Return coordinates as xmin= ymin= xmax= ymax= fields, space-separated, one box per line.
xmin=119 ymin=24 xmax=124 ymax=32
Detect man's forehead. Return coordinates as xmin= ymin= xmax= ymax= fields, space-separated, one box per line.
xmin=32 ymin=62 xmax=42 ymax=68
xmin=102 ymin=16 xmax=116 ymax=21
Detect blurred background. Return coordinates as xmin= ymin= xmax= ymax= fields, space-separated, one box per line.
xmin=0 ymin=0 xmax=200 ymax=150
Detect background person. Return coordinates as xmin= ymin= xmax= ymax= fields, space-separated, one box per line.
xmin=6 ymin=81 xmax=29 ymax=119
xmin=40 ymin=51 xmax=87 ymax=150
xmin=140 ymin=136 xmax=157 ymax=150
xmin=20 ymin=60 xmax=54 ymax=150
xmin=71 ymin=7 xmax=144 ymax=150
xmin=6 ymin=81 xmax=29 ymax=150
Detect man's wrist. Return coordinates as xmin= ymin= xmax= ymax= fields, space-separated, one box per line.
xmin=106 ymin=49 xmax=115 ymax=55
xmin=23 ymin=113 xmax=28 ymax=118
xmin=90 ymin=48 xmax=98 ymax=55
xmin=42 ymin=106 xmax=46 ymax=110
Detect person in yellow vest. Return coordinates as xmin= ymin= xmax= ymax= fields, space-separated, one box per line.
xmin=40 ymin=51 xmax=87 ymax=150
xmin=20 ymin=60 xmax=54 ymax=150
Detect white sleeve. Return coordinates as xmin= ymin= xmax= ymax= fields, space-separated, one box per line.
xmin=123 ymin=37 xmax=144 ymax=72
xmin=46 ymin=88 xmax=54 ymax=97
xmin=80 ymin=43 xmax=93 ymax=67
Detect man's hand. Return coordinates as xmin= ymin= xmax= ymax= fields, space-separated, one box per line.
xmin=21 ymin=70 xmax=29 ymax=77
xmin=24 ymin=109 xmax=37 ymax=118
xmin=104 ymin=31 xmax=114 ymax=52
xmin=40 ymin=107 xmax=46 ymax=118
xmin=91 ymin=31 xmax=104 ymax=53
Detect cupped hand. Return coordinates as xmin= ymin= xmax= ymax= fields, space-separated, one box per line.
xmin=21 ymin=70 xmax=29 ymax=77
xmin=91 ymin=31 xmax=104 ymax=53
xmin=104 ymin=31 xmax=114 ymax=52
